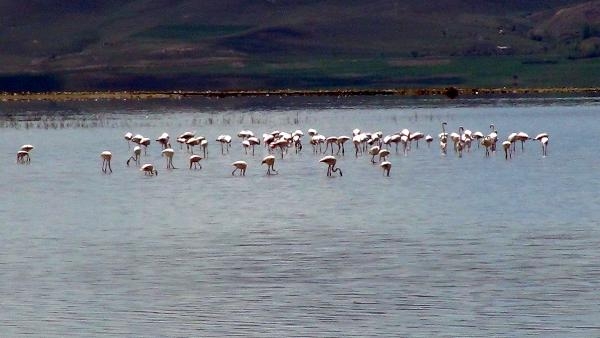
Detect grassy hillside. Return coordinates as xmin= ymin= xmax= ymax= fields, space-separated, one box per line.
xmin=1 ymin=0 xmax=600 ymax=91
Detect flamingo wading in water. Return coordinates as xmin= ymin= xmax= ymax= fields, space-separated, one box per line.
xmin=141 ymin=164 xmax=158 ymax=176
xmin=162 ymin=148 xmax=177 ymax=169
xmin=380 ymin=161 xmax=391 ymax=176
xmin=101 ymin=151 xmax=113 ymax=173
xmin=320 ymin=155 xmax=343 ymax=177
xmin=231 ymin=161 xmax=247 ymax=176
xmin=261 ymin=155 xmax=278 ymax=175
xmin=189 ymin=155 xmax=203 ymax=169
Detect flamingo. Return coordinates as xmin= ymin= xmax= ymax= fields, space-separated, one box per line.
xmin=100 ymin=151 xmax=112 ymax=173
xmin=126 ymin=146 xmax=142 ymax=166
xmin=337 ymin=135 xmax=350 ymax=155
xmin=425 ymin=134 xmax=433 ymax=147
xmin=271 ymin=138 xmax=289 ymax=159
xmin=311 ymin=134 xmax=325 ymax=153
xmin=200 ymin=139 xmax=208 ymax=158
xmin=502 ymin=140 xmax=512 ymax=160
xmin=439 ymin=122 xmax=448 ymax=155
xmin=18 ymin=144 xmax=34 ymax=163
xmin=263 ymin=133 xmax=275 ymax=150
xmin=378 ymin=148 xmax=390 ymax=162
xmin=189 ymin=155 xmax=203 ymax=169
xmin=247 ymin=136 xmax=260 ymax=156
xmin=237 ymin=130 xmax=254 ymax=140
xmin=293 ymin=134 xmax=303 ymax=154
xmin=124 ymin=132 xmax=133 ymax=149
xmin=216 ymin=135 xmax=232 ymax=154
xmin=131 ymin=134 xmax=144 ymax=145
xmin=409 ymin=132 xmax=424 ymax=148
xmin=261 ymin=155 xmax=278 ymax=175
xmin=162 ymin=148 xmax=176 ymax=169
xmin=186 ymin=136 xmax=202 ymax=154
xmin=156 ymin=132 xmax=169 ymax=149
xmin=20 ymin=144 xmax=34 ymax=152
xmin=472 ymin=131 xmax=484 ymax=148
xmin=369 ymin=145 xmax=380 ymax=164
xmin=177 ymin=131 xmax=195 ymax=150
xmin=535 ymin=133 xmax=549 ymax=156
xmin=488 ymin=124 xmax=498 ymax=152
xmin=231 ymin=160 xmax=247 ymax=176
xmin=461 ymin=129 xmax=473 ymax=152
xmin=324 ymin=136 xmax=338 ymax=155
xmin=352 ymin=134 xmax=363 ymax=157
xmin=515 ymin=131 xmax=530 ymax=151
xmin=16 ymin=150 xmax=30 ymax=164
xmin=242 ymin=140 xmax=251 ymax=154
xmin=380 ymin=161 xmax=392 ymax=176
xmin=507 ymin=132 xmax=518 ymax=151
xmin=481 ymin=136 xmax=493 ymax=157
xmin=140 ymin=164 xmax=158 ymax=176
xmin=455 ymin=126 xmax=465 ymax=158
xmin=389 ymin=134 xmax=402 ymax=153
xmin=400 ymin=134 xmax=410 ymax=156
xmin=139 ymin=137 xmax=151 ymax=155
xmin=320 ymin=156 xmax=342 ymax=177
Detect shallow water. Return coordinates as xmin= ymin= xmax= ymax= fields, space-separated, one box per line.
xmin=1 ymin=95 xmax=600 ymax=336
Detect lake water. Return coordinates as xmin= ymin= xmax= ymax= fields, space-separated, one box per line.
xmin=1 ymin=95 xmax=600 ymax=336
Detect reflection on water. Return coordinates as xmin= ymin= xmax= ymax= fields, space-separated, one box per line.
xmin=1 ymin=95 xmax=600 ymax=336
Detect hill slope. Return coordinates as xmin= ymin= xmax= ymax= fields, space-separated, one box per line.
xmin=1 ymin=0 xmax=600 ymax=91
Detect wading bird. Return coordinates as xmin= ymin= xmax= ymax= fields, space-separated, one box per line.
xmin=16 ymin=150 xmax=30 ymax=164
xmin=319 ymin=155 xmax=342 ymax=177
xmin=141 ymin=164 xmax=158 ymax=176
xmin=231 ymin=161 xmax=247 ymax=176
xmin=189 ymin=155 xmax=202 ymax=169
xmin=261 ymin=155 xmax=278 ymax=175
xmin=17 ymin=144 xmax=34 ymax=164
xmin=535 ymin=133 xmax=549 ymax=157
xmin=162 ymin=148 xmax=176 ymax=169
xmin=100 ymin=151 xmax=112 ymax=173
xmin=380 ymin=161 xmax=392 ymax=176
xmin=126 ymin=146 xmax=141 ymax=166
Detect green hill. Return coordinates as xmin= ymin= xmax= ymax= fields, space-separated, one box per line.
xmin=2 ymin=0 xmax=600 ymax=91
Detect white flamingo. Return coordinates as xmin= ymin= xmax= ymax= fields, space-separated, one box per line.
xmin=17 ymin=144 xmax=34 ymax=164
xmin=162 ymin=148 xmax=176 ymax=169
xmin=100 ymin=151 xmax=112 ymax=173
xmin=140 ymin=164 xmax=158 ymax=176
xmin=261 ymin=155 xmax=278 ymax=175
xmin=319 ymin=155 xmax=342 ymax=177
xmin=127 ymin=146 xmax=142 ymax=166
xmin=535 ymin=133 xmax=549 ymax=156
xmin=425 ymin=134 xmax=433 ymax=147
xmin=124 ymin=132 xmax=133 ymax=149
xmin=216 ymin=135 xmax=232 ymax=154
xmin=189 ymin=155 xmax=203 ymax=169
xmin=16 ymin=150 xmax=30 ymax=164
xmin=502 ymin=140 xmax=512 ymax=160
xmin=380 ymin=161 xmax=392 ymax=176
xmin=378 ymin=148 xmax=390 ymax=162
xmin=156 ymin=132 xmax=170 ymax=149
xmin=231 ymin=161 xmax=247 ymax=176
xmin=439 ymin=122 xmax=448 ymax=155
xmin=369 ymin=145 xmax=380 ymax=164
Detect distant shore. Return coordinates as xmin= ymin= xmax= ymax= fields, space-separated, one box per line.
xmin=1 ymin=87 xmax=600 ymax=102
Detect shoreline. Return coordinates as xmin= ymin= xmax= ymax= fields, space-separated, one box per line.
xmin=1 ymin=87 xmax=600 ymax=102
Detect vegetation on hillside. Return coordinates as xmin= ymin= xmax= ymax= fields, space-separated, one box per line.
xmin=1 ymin=0 xmax=600 ymax=91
